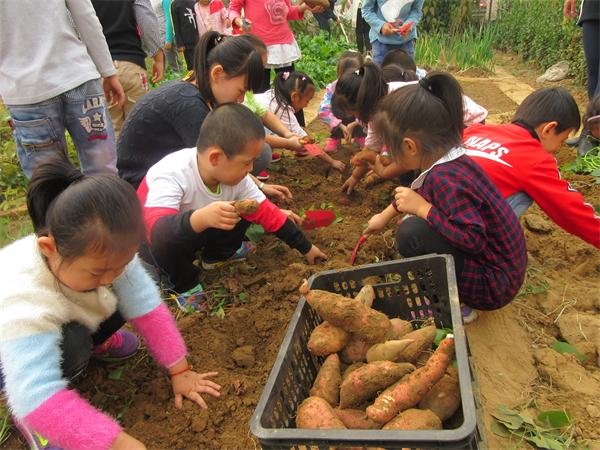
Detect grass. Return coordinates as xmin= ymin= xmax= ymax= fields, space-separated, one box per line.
xmin=0 ymin=401 xmax=12 ymax=446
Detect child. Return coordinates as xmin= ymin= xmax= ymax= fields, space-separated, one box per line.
xmin=256 ymin=71 xmax=346 ymax=172
xmin=195 ymin=0 xmax=230 ymax=37
xmin=171 ymin=0 xmax=199 ymax=70
xmin=464 ymin=87 xmax=600 ymax=249
xmin=0 ymin=155 xmax=220 ymax=449
xmin=381 ymin=48 xmax=427 ymax=79
xmin=382 ymin=63 xmax=418 ymax=83
xmin=139 ymin=103 xmax=327 ymax=293
xmin=364 ymin=73 xmax=528 ymax=321
xmin=333 ymin=62 xmax=487 ymax=193
xmin=318 ymin=50 xmax=367 ymax=153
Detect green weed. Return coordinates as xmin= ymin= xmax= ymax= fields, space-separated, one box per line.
xmin=0 ymin=402 xmax=12 ymax=446
xmin=561 ymin=147 xmax=600 ymax=184
xmin=517 ymin=266 xmax=550 ymax=297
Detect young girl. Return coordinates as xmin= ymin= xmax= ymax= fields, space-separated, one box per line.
xmin=363 ymin=73 xmax=528 ymax=321
xmin=195 ymin=0 xmax=230 ymax=37
xmin=0 ymin=156 xmax=220 ymax=449
xmin=333 ymin=62 xmax=487 ymax=194
xmin=318 ymin=50 xmax=367 ymax=153
xmin=256 ymin=71 xmax=346 ymax=172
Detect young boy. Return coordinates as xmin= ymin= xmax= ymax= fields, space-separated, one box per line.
xmin=138 ymin=103 xmax=327 ymax=293
xmin=171 ymin=0 xmax=199 ymax=70
xmin=464 ymin=87 xmax=600 ymax=249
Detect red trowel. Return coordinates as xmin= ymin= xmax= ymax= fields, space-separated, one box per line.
xmin=349 ymin=235 xmax=369 ymax=265
xmin=302 ymin=209 xmax=336 ymax=231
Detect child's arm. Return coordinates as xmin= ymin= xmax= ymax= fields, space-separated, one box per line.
xmin=360 ymin=0 xmax=386 ymax=36
xmin=227 ymin=0 xmax=244 ymax=29
xmin=265 ymin=134 xmax=305 ymax=153
xmin=318 ymin=82 xmax=343 ymax=130
xmin=404 ymin=0 xmax=424 ymax=27
xmin=163 ymin=0 xmax=174 ymax=47
xmin=133 ymin=0 xmax=165 ymax=83
xmin=262 ymin=110 xmax=297 ymax=139
xmin=364 ymin=203 xmax=399 ymax=235
xmin=287 ymin=0 xmax=306 ymax=20
xmin=342 ymin=164 xmax=370 ymax=194
xmin=371 ymin=158 xmax=406 ymax=180
xmin=317 ymin=152 xmax=346 ymax=172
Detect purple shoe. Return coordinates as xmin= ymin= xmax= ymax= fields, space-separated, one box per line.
xmin=14 ymin=418 xmax=63 ymax=450
xmin=461 ymin=303 xmax=479 ymax=324
xmin=92 ymin=330 xmax=139 ymax=362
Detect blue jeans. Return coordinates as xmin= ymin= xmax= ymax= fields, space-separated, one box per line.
xmin=506 ymin=192 xmax=533 ymax=218
xmin=372 ymin=39 xmax=415 ymax=65
xmin=7 ymin=79 xmax=117 ymax=179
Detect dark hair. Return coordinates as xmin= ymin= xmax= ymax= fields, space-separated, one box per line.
xmin=27 ymin=155 xmax=145 ymax=261
xmin=585 ymin=94 xmax=600 ymax=126
xmin=272 ymin=70 xmax=315 ymax=122
xmin=196 ymin=103 xmax=265 ymax=158
xmin=381 ymin=49 xmax=417 ymax=73
xmin=512 ymin=87 xmax=580 ymax=133
xmin=192 ymin=31 xmax=265 ymax=106
xmin=373 ymin=72 xmax=465 ymax=159
xmin=332 ymin=62 xmax=386 ymax=122
xmin=382 ymin=64 xmax=418 ymax=83
xmin=336 ymin=50 xmax=364 ymax=78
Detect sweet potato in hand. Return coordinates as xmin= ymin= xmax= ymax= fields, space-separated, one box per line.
xmin=296 ymin=397 xmax=347 ymax=429
xmin=366 ymin=336 xmax=455 ymax=424
xmin=382 ymin=408 xmax=442 ymax=430
xmin=308 ymin=321 xmax=350 ymax=356
xmin=233 ymin=199 xmax=259 ymax=215
xmin=309 ymin=354 xmax=342 ymax=406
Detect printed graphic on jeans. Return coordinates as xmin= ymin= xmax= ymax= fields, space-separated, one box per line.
xmin=264 ymin=0 xmax=289 ymax=25
xmin=79 ymin=110 xmax=108 ymax=140
xmin=379 ymin=0 xmax=414 ymax=23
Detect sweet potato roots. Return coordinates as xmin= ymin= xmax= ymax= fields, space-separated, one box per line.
xmin=335 ymin=408 xmax=382 ymax=429
xmin=382 ymin=408 xmax=442 ymax=430
xmin=418 ymin=368 xmax=461 ymax=421
xmin=309 ymin=354 xmax=342 ymax=406
xmin=296 ymin=396 xmax=346 ymax=429
xmin=308 ymin=321 xmax=350 ymax=356
xmin=366 ymin=336 xmax=455 ymax=424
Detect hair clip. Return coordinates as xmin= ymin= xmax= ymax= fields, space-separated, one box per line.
xmin=587 ymin=114 xmax=600 ymax=123
xmin=301 ymin=76 xmax=306 ymax=81
xmin=282 ymin=72 xmax=290 ymax=80
xmin=215 ymin=34 xmax=223 ymax=43
xmin=419 ymin=77 xmax=432 ymax=91
xmin=354 ymin=69 xmax=360 ymax=75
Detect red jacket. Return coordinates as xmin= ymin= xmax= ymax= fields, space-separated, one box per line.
xmin=463 ymin=123 xmax=600 ymax=248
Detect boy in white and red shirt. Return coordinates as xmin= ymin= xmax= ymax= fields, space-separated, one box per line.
xmin=464 ymin=87 xmax=600 ymax=249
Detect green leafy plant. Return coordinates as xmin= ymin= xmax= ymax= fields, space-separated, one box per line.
xmin=492 ymin=404 xmax=574 ymax=449
xmin=561 ymin=147 xmax=600 ymax=184
xmin=0 ymin=403 xmax=12 ymax=446
xmin=294 ymin=32 xmax=353 ymax=88
xmin=517 ymin=266 xmax=550 ymax=297
xmin=552 ymin=341 xmax=586 ymax=363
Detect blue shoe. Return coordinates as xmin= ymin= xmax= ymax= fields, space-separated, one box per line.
xmin=461 ymin=303 xmax=479 ymax=324
xmin=173 ymin=283 xmax=206 ymax=312
xmin=201 ymin=241 xmax=256 ymax=270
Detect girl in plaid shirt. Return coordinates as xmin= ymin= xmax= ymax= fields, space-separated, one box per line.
xmin=363 ymin=72 xmax=527 ymax=322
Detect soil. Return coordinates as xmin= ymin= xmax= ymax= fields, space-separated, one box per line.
xmin=3 ymin=54 xmax=600 ymax=449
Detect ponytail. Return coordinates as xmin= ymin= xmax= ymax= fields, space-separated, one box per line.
xmin=382 ymin=64 xmax=418 ymax=83
xmin=193 ymin=31 xmax=265 ymax=106
xmin=331 ymin=62 xmax=386 ymax=122
xmin=373 ymin=72 xmax=465 ymax=158
xmin=272 ymin=71 xmax=314 ymax=119
xmin=27 ymin=154 xmax=145 ymax=261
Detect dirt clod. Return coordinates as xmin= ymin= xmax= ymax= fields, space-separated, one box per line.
xmin=232 ymin=345 xmax=255 ymax=368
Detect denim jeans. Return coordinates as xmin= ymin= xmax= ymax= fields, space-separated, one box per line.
xmin=372 ymin=39 xmax=415 ymax=65
xmin=506 ymin=191 xmax=534 ymax=218
xmin=7 ymin=79 xmax=117 ymax=179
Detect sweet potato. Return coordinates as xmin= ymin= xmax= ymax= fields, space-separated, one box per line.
xmin=308 ymin=321 xmax=350 ymax=356
xmin=302 ymin=288 xmax=391 ymax=343
xmin=339 ymin=360 xmax=415 ymax=408
xmin=335 ymin=408 xmax=382 ymax=429
xmin=342 ymin=362 xmax=365 ymax=381
xmin=233 ymin=199 xmax=259 ymax=215
xmin=418 ymin=368 xmax=461 ymax=421
xmin=340 ymin=334 xmax=370 ymax=363
xmin=299 ymin=135 xmax=315 ymax=145
xmin=366 ymin=336 xmax=455 ymax=424
xmin=354 ymin=285 xmax=375 ymax=308
xmin=350 ymin=148 xmax=378 ymax=166
xmin=310 ymin=354 xmax=342 ymax=406
xmin=388 ymin=318 xmax=413 ymax=339
xmin=414 ymin=350 xmax=432 ymax=368
xmin=382 ymin=408 xmax=442 ymax=430
xmin=393 ymin=325 xmax=437 ymax=362
xmin=296 ymin=396 xmax=346 ymax=429
xmin=366 ymin=339 xmax=415 ymax=363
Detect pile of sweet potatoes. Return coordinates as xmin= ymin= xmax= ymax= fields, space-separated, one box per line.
xmin=296 ymin=281 xmax=461 ymax=431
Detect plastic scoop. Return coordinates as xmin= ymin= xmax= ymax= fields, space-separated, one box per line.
xmin=303 ymin=143 xmax=325 ymax=157
xmin=350 ymin=235 xmax=368 ymax=265
xmin=396 ymin=20 xmax=413 ymax=34
xmin=302 ymin=209 xmax=336 ymax=230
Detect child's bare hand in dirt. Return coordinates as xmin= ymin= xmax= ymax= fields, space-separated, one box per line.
xmin=262 ymin=183 xmax=293 ymax=202
xmin=331 ymin=159 xmax=346 ymax=173
xmin=341 ymin=175 xmax=360 ymax=195
xmin=191 ymin=201 xmax=240 ymax=232
xmin=369 ymin=155 xmax=387 ymax=177
xmin=281 ymin=209 xmax=303 ymax=226
xmin=364 ymin=212 xmax=389 ymax=235
xmin=394 ymin=187 xmax=432 ymax=219
xmin=112 ymin=431 xmax=146 ymax=450
xmin=305 ymin=245 xmax=328 ymax=264
xmin=171 ymin=370 xmax=221 ymax=409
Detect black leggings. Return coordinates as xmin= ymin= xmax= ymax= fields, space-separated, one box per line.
xmin=183 ymin=48 xmax=195 ymax=71
xmin=356 ymin=8 xmax=371 ymax=55
xmin=582 ymin=20 xmax=600 ymax=98
xmin=258 ymin=64 xmax=305 ymax=126
xmin=395 ymin=216 xmax=465 ymax=277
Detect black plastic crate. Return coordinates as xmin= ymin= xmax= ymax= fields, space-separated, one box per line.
xmin=250 ymin=255 xmax=484 ymax=449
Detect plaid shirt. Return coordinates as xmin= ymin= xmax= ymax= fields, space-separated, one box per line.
xmin=410 ymin=147 xmax=527 ymax=310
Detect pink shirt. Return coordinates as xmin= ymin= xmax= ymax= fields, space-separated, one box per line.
xmin=228 ymin=0 xmax=303 ymax=46
xmin=195 ymin=0 xmax=228 ymax=36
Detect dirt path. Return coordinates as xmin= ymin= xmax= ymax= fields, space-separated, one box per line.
xmin=2 ymin=56 xmax=599 ymax=450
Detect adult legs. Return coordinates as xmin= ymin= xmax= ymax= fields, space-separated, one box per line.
xmin=372 ymin=39 xmax=415 ymax=65
xmin=356 ymin=8 xmax=371 ymax=54
xmin=582 ymin=20 xmax=600 ymax=99
xmin=108 ymin=61 xmax=150 ymax=139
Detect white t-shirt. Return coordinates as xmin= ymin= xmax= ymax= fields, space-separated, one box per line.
xmin=144 ymin=147 xmax=266 ymax=211
xmin=254 ymin=89 xmax=307 ymax=137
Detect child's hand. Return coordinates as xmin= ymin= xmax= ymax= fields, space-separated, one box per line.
xmin=381 ymin=22 xmax=396 ymax=36
xmin=262 ymin=183 xmax=293 ymax=202
xmin=394 ymin=187 xmax=432 ymax=219
xmin=192 ymin=202 xmax=240 ymax=232
xmin=364 ymin=212 xmax=388 ymax=235
xmin=345 ymin=121 xmax=358 ymax=141
xmin=371 ymin=155 xmax=386 ymax=177
xmin=305 ymin=245 xmax=328 ymax=264
xmin=339 ymin=124 xmax=350 ymax=141
xmin=112 ymin=431 xmax=146 ymax=450
xmin=281 ymin=209 xmax=304 ymax=226
xmin=331 ymin=159 xmax=346 ymax=173
xmin=165 ymin=42 xmax=173 ymax=50
xmin=287 ymin=136 xmax=305 ymax=152
xmin=171 ymin=370 xmax=221 ymax=409
xmin=341 ymin=175 xmax=360 ymax=195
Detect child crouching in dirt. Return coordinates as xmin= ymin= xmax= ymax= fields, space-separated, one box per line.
xmin=139 ymin=103 xmax=327 ymax=294
xmin=363 ymin=73 xmax=527 ymax=324
xmin=0 ymin=155 xmax=220 ymax=450
xmin=464 ymin=87 xmax=600 ymax=249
